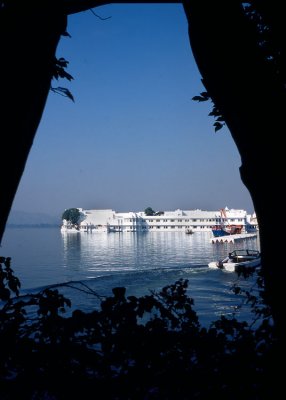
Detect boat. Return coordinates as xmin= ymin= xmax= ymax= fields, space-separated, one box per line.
xmin=212 ymin=208 xmax=243 ymax=237
xmin=212 ymin=225 xmax=242 ymax=237
xmin=208 ymin=249 xmax=261 ymax=272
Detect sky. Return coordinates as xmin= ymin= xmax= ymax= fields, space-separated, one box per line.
xmin=10 ymin=3 xmax=254 ymax=219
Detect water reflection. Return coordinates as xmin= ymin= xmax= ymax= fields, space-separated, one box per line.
xmin=59 ymin=230 xmax=260 ymax=326
xmin=61 ymin=231 xmax=213 ymax=275
xmin=3 ymin=227 xmax=260 ymax=326
xmin=61 ymin=230 xmax=260 ymax=277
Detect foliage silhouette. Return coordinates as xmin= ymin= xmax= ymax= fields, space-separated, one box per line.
xmin=191 ymin=1 xmax=286 ymax=134
xmin=192 ymin=89 xmax=226 ymax=132
xmin=0 ymin=256 xmax=277 ymax=399
xmin=51 ymin=56 xmax=74 ymax=101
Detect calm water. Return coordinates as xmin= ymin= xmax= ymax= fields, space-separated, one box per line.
xmin=1 ymin=227 xmax=261 ymax=326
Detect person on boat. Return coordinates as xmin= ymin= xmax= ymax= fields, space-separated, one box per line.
xmin=217 ymin=255 xmax=231 ymax=269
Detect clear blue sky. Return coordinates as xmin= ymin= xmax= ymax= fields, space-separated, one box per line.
xmin=11 ymin=3 xmax=254 ymax=218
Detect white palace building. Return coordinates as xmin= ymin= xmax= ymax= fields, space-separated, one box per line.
xmin=61 ymin=207 xmax=258 ymax=234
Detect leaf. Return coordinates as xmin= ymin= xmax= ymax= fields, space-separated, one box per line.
xmin=214 ymin=122 xmax=224 ymax=132
xmin=192 ymin=95 xmax=208 ymax=102
xmin=215 ymin=116 xmax=225 ymax=122
xmin=57 ymin=57 xmax=69 ymax=67
xmin=62 ymin=31 xmax=72 ymax=38
xmin=51 ymin=86 xmax=75 ymax=102
xmin=57 ymin=69 xmax=74 ymax=81
xmin=209 ymin=107 xmax=222 ymax=117
xmin=192 ymin=91 xmax=210 ymax=102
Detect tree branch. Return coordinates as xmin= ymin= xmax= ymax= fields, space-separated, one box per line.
xmin=63 ymin=1 xmax=182 ymax=15
xmin=89 ymin=7 xmax=111 ymax=20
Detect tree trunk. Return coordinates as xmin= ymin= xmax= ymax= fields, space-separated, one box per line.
xmin=0 ymin=6 xmax=67 ymax=243
xmin=183 ymin=1 xmax=285 ymax=342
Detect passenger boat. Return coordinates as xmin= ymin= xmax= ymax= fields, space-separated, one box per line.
xmin=212 ymin=208 xmax=243 ymax=237
xmin=212 ymin=225 xmax=242 ymax=237
xmin=208 ymin=249 xmax=261 ymax=272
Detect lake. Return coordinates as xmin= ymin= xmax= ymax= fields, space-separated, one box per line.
xmin=1 ymin=227 xmax=261 ymax=326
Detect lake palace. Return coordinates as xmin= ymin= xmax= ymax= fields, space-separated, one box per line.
xmin=61 ymin=207 xmax=258 ymax=234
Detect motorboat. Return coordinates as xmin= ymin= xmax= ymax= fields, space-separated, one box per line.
xmin=208 ymin=249 xmax=261 ymax=272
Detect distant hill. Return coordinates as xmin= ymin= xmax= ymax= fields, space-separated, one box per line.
xmin=7 ymin=210 xmax=61 ymax=227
